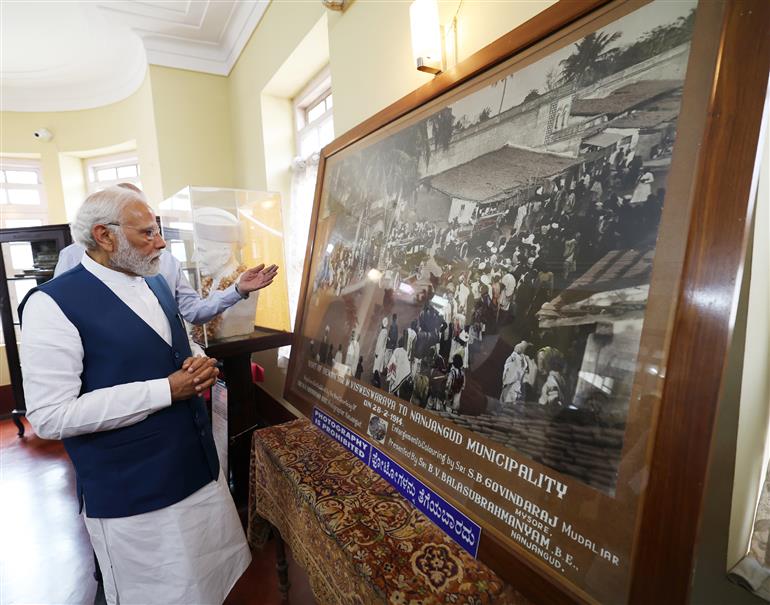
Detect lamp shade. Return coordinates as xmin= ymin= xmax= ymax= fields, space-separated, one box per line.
xmin=409 ymin=0 xmax=442 ymax=74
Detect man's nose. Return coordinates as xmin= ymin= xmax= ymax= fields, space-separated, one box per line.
xmin=156 ymin=235 xmax=167 ymax=249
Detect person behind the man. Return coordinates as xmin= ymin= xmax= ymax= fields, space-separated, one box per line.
xmin=20 ymin=186 xmax=253 ymax=604
xmin=54 ymin=183 xmax=279 ymax=326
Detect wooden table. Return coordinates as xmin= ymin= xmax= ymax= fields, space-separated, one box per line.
xmin=204 ymin=327 xmax=293 ymax=509
xmin=248 ymin=418 xmax=529 ymax=605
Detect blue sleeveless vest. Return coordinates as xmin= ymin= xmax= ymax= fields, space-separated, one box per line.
xmin=20 ymin=264 xmax=219 ymax=518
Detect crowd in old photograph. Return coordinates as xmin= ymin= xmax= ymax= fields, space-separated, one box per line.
xmin=310 ymin=136 xmax=670 ymax=417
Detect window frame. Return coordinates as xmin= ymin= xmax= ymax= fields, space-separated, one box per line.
xmin=293 ymin=68 xmax=334 ymax=161
xmin=84 ymin=152 xmax=142 ymax=193
xmin=0 ymin=158 xmax=48 ymax=227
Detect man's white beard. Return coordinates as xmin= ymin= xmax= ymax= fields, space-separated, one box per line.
xmin=109 ymin=229 xmax=161 ymax=276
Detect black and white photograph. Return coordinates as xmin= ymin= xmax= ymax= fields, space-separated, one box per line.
xmin=300 ymin=0 xmax=697 ymax=495
xmin=367 ymin=414 xmax=389 ymax=444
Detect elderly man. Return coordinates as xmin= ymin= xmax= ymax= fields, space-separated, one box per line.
xmin=54 ymin=183 xmax=278 ymax=326
xmin=20 ymin=186 xmax=252 ymax=604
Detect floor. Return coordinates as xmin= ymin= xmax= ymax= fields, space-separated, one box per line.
xmin=0 ymin=418 xmax=316 ymax=605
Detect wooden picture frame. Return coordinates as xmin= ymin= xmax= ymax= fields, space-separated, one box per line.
xmin=284 ymin=1 xmax=770 ymax=602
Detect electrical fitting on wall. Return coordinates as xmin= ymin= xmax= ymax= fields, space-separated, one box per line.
xmin=409 ymin=0 xmax=459 ymax=75
xmin=32 ymin=128 xmax=54 ymax=142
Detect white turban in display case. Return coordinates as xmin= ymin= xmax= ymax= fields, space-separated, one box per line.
xmin=192 ymin=207 xmax=258 ymax=341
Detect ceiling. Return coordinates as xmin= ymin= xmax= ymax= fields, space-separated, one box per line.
xmin=0 ymin=0 xmax=269 ymax=112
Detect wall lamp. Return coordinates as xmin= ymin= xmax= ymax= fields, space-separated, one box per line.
xmin=409 ymin=0 xmax=458 ymax=75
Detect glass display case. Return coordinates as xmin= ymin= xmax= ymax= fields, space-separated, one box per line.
xmin=0 ymin=224 xmax=73 ymax=433
xmin=159 ymin=187 xmax=290 ymax=348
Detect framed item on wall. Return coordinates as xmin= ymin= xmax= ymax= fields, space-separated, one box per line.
xmin=285 ymin=0 xmax=770 ymax=602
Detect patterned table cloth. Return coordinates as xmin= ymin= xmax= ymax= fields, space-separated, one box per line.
xmin=248 ymin=418 xmax=527 ymax=605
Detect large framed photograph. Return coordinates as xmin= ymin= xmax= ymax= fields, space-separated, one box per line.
xmin=285 ymin=0 xmax=769 ymax=602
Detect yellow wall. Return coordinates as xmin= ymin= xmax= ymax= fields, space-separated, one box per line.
xmin=730 ymin=125 xmax=770 ymax=564
xmin=327 ymin=0 xmax=426 ymax=137
xmin=0 ymin=76 xmax=163 ymax=386
xmin=225 ymin=0 xmax=557 ymax=406
xmin=328 ymin=0 xmax=554 ymax=136
xmin=228 ymin=1 xmax=326 ymax=193
xmin=58 ymin=153 xmax=88 ymax=220
xmin=0 ymin=65 xmax=238 ymax=212
xmin=227 ymin=2 xmax=330 ymax=362
xmin=0 ymin=76 xmax=162 ymax=218
xmin=691 ymin=132 xmax=769 ymax=602
xmin=148 ymin=66 xmax=235 ymax=197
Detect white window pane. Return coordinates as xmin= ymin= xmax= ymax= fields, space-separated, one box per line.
xmin=319 ymin=119 xmax=335 ymax=148
xmin=300 ymin=130 xmax=320 ymax=158
xmin=0 ymin=171 xmax=5 ymax=183
xmin=6 ymin=189 xmax=41 ymax=205
xmin=96 ymin=167 xmax=117 ymax=182
xmin=325 ymin=95 xmax=333 ymax=110
xmin=9 ymin=242 xmax=34 ymax=271
xmin=117 ymin=164 xmax=138 ymax=178
xmin=13 ymin=279 xmax=37 ymax=307
xmin=0 ymin=189 xmax=7 ymax=205
xmin=5 ymin=170 xmax=38 ymax=185
xmin=5 ymin=219 xmax=42 ymax=228
xmin=307 ymin=101 xmax=325 ymax=124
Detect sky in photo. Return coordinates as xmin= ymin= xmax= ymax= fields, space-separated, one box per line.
xmin=449 ymin=0 xmax=697 ymax=125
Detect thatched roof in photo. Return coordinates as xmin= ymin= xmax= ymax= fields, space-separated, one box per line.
xmin=607 ymin=108 xmax=679 ymax=129
xmin=571 ymin=80 xmax=683 ymax=117
xmin=427 ymin=145 xmax=581 ymax=203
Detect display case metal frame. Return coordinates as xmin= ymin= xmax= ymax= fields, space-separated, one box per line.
xmin=0 ymin=224 xmax=73 ymax=437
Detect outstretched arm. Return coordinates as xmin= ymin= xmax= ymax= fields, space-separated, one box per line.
xmin=174 ymin=259 xmax=278 ymax=324
xmin=236 ymin=263 xmax=279 ymax=294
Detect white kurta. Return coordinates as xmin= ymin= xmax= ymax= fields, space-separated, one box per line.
xmin=499 ymin=273 xmax=516 ymax=312
xmin=386 ymin=347 xmax=410 ymax=394
xmin=20 ymin=253 xmax=251 ymax=605
xmin=345 ymin=338 xmax=360 ymax=369
xmin=373 ymin=323 xmax=389 ymax=374
xmin=501 ymin=351 xmax=527 ymax=404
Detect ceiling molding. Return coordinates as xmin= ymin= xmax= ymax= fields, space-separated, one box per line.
xmin=96 ymin=0 xmax=270 ymax=76
xmin=0 ymin=31 xmax=149 ymax=113
xmin=1 ymin=63 xmax=148 ymax=114
xmin=1 ymin=1 xmax=269 ymax=112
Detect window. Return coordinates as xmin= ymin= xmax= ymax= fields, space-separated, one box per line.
xmin=85 ymin=153 xmax=142 ymax=193
xmin=280 ymin=70 xmax=334 ymax=364
xmin=294 ymin=70 xmax=334 ymax=161
xmin=0 ymin=158 xmax=48 ymax=228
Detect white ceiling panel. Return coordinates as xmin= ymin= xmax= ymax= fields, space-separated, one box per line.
xmin=0 ymin=0 xmax=270 ymax=111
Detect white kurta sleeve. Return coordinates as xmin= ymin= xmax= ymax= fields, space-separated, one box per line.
xmin=20 ymin=291 xmax=172 ymax=440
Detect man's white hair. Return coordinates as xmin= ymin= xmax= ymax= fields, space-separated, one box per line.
xmin=71 ymin=186 xmax=148 ymax=250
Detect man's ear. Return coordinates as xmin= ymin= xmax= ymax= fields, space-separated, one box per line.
xmin=92 ymin=225 xmax=116 ymax=253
